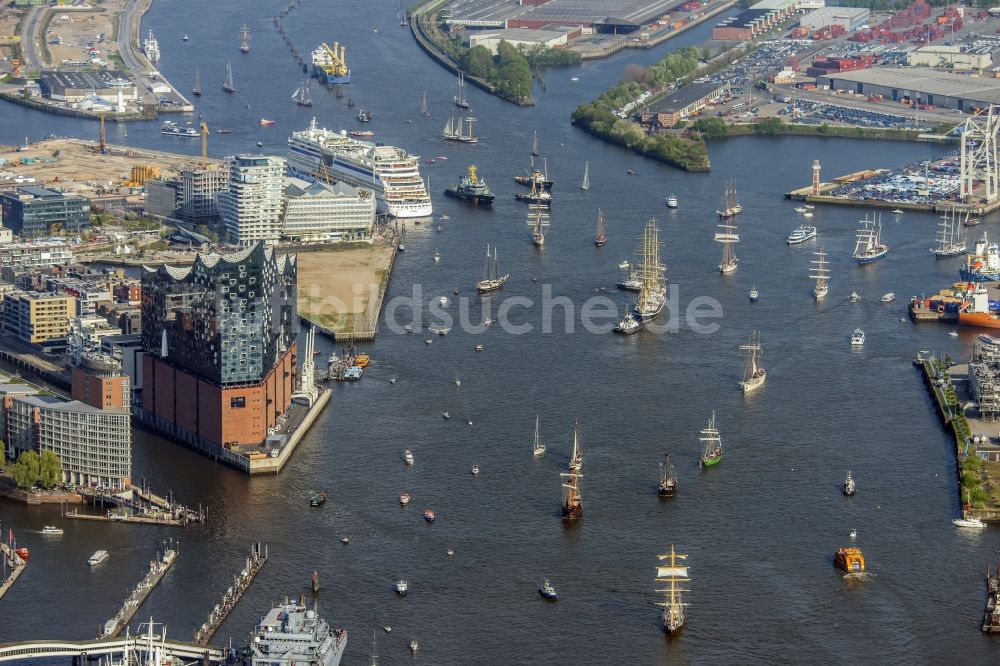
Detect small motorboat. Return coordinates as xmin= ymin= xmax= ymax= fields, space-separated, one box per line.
xmin=425 ymin=338 xmax=433 ymax=345
xmin=665 ymin=194 xmax=678 ymax=208
xmin=618 ymin=260 xmax=631 ymax=270
xmin=395 ymin=579 xmax=408 ymax=595
xmin=442 ymin=411 xmax=450 ymax=419
xmin=850 ymin=292 xmax=860 ymax=303
xmin=948 ymin=331 xmax=958 ymax=337
xmin=409 ymin=641 xmax=419 ymax=654
xmin=849 ymin=529 xmax=857 ymax=540
xmin=436 ymin=225 xmax=442 ymax=232
xmin=41 ymin=525 xmax=63 ymax=535
xmin=471 ymin=465 xmax=479 ymax=475
xmin=794 ymin=206 xmax=807 ymax=213
xmin=965 ymin=216 xmax=982 ymax=227
xmin=454 ymin=377 xmax=461 ymax=387
xmin=383 ymin=626 xmax=392 ymax=633
xmin=441 ymin=214 xmax=450 ymax=220
xmin=453 ymin=287 xmax=459 ymax=295
xmin=404 ymin=324 xmax=413 ymax=333
xmin=260 ymin=118 xmax=275 ymax=126
xmin=891 ymin=208 xmax=904 ymax=215
xmin=390 ymin=376 xmax=397 ymax=384
xmin=802 ymin=211 xmax=813 ymax=218
xmin=749 ymin=286 xmax=759 ymax=302
xmin=850 ymin=329 xmax=865 ymax=347
xmin=842 ymin=471 xmax=856 ymax=497
xmin=467 ymin=419 xmax=474 ymax=426
xmin=539 ymin=579 xmax=558 ymax=600
xmin=182 ymin=34 xmax=190 ymax=41
xmin=475 ymin=344 xmax=484 ymax=352
xmin=953 ymin=516 xmax=987 ymax=529
xmin=423 ymin=509 xmax=436 ymax=522
xmin=341 ymin=536 xmax=350 ymax=544
xmin=256 ymin=141 xmax=263 ymax=147
xmin=484 ymin=318 xmax=493 ymax=327
xmin=400 ymin=492 xmax=411 ymax=505
xmin=447 ymin=548 xmax=455 ymax=556
xmin=804 ymin=205 xmax=815 ymax=210
xmin=626 ymin=169 xmax=635 ymax=175
xmin=880 ymin=292 xmax=895 ymax=303
xmin=309 ymin=491 xmax=327 ymax=507
xmin=404 ymin=449 xmax=415 ymax=465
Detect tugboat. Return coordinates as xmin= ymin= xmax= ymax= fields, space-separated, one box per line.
xmin=655 ymin=545 xmax=689 ymax=634
xmin=614 ymin=311 xmax=641 ymax=335
xmin=699 ymin=412 xmax=723 ymax=468
xmin=309 ymin=490 xmax=327 ymax=507
xmin=842 ymin=470 xmax=856 ymax=496
xmin=658 ymin=451 xmax=677 ymax=497
xmin=834 ymin=547 xmax=866 ymax=574
xmin=444 ymin=165 xmax=494 ymax=206
xmin=538 ymin=579 xmax=558 ymax=600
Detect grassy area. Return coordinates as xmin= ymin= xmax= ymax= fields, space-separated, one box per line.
xmin=297 ymin=246 xmax=394 ymax=335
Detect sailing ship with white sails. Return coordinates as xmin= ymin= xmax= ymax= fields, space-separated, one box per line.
xmin=476 ymin=244 xmax=509 ymax=293
xmin=811 ymin=246 xmax=829 ymax=300
xmin=222 ymin=61 xmax=235 ymax=93
xmin=531 ymin=131 xmax=540 ymax=157
xmin=715 ymin=216 xmax=739 ymax=274
xmin=699 ymin=412 xmax=723 ymax=467
xmin=454 ymin=72 xmax=470 ymax=109
xmin=420 ymin=91 xmax=430 ymax=117
xmin=292 ymin=81 xmax=313 ymax=107
xmin=594 ymin=208 xmax=606 ymax=246
xmin=442 ymin=116 xmax=479 ymax=143
xmin=561 ymin=420 xmax=583 ymax=519
xmin=658 ymin=451 xmax=677 ymax=497
xmin=633 ymin=220 xmax=666 ymax=323
xmin=931 ymin=206 xmax=967 ymax=257
xmin=853 ymin=214 xmax=888 ymax=264
xmin=580 ymin=161 xmax=590 ymax=191
xmin=655 ymin=545 xmax=689 ymax=634
xmin=192 ymin=67 xmax=201 ymax=96
xmin=716 ymin=178 xmax=742 ymax=218
xmin=528 ymin=204 xmax=549 ymax=246
xmin=533 ymin=414 xmax=545 ymax=456
xmin=738 ymin=331 xmax=765 ymax=393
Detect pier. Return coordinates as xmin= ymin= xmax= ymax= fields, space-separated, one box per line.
xmin=64 ymin=486 xmax=206 ymax=527
xmin=100 ymin=543 xmax=178 ymax=638
xmin=0 ymin=543 xmax=27 ymax=601
xmin=984 ymin=562 xmax=1000 ymax=632
xmin=193 ymin=542 xmax=268 ymax=645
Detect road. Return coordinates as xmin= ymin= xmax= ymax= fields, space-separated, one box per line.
xmin=117 ymin=0 xmax=148 ymax=76
xmin=18 ymin=5 xmax=45 ymax=71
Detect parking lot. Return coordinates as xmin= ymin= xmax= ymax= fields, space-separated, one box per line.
xmin=827 ymin=154 xmax=962 ymax=205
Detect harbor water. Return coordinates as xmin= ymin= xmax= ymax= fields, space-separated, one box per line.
xmin=2 ymin=0 xmax=1000 ymax=662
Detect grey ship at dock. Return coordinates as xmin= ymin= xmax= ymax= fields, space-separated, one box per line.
xmin=249 ymin=598 xmax=346 ymax=666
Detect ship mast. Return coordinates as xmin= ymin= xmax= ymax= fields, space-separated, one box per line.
xmin=635 ymin=220 xmax=664 ymax=314
xmin=810 ymin=246 xmax=829 ymax=293
xmin=739 ymin=331 xmax=761 ymax=384
xmin=239 ymin=24 xmax=251 ymax=53
xmin=595 ymin=208 xmax=605 ymax=243
xmin=655 ymin=545 xmax=689 ymax=632
xmin=569 ymin=418 xmax=583 ymax=471
xmin=699 ymin=412 xmax=720 ymax=458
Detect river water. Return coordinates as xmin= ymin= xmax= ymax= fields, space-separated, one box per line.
xmin=2 ymin=0 xmax=1000 ymax=663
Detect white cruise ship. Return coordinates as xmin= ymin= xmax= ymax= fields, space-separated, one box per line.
xmin=287 ymin=119 xmax=432 ymax=218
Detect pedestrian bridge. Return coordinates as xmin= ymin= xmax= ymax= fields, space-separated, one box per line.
xmin=0 ymin=636 xmax=226 ymax=663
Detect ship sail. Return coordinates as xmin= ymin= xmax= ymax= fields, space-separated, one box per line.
xmin=853 ymin=214 xmax=888 ymax=263
xmin=699 ymin=411 xmax=723 ymax=467
xmin=193 ymin=67 xmax=201 ymax=95
xmin=580 ymin=161 xmax=590 ymax=191
xmin=595 ymin=208 xmax=605 ymax=245
xmin=738 ymin=331 xmax=765 ymax=393
xmin=715 ymin=218 xmax=739 ymax=274
xmin=633 ymin=220 xmax=666 ymax=322
xmin=533 ymin=414 xmax=545 ymax=456
xmin=569 ymin=419 xmax=583 ymax=471
xmin=420 ymin=91 xmax=430 ymax=117
xmin=531 ymin=131 xmax=540 ymax=157
xmin=562 ymin=420 xmax=584 ymax=518
xmin=654 ymin=545 xmax=689 ymax=634
xmin=810 ymin=246 xmax=829 ymax=299
xmin=223 ymin=61 xmax=235 ymax=93
xmin=443 ymin=117 xmax=454 ymax=138
xmin=932 ymin=206 xmax=966 ymax=257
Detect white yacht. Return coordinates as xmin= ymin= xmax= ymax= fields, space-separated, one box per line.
xmin=395 ymin=579 xmax=408 ymax=595
xmin=666 ymin=194 xmax=678 ymax=208
xmin=403 ymin=449 xmax=415 ymax=465
xmin=287 ymin=119 xmax=432 ymax=218
xmin=786 ymin=225 xmax=817 ymax=245
xmin=41 ymin=525 xmax=63 ymax=535
xmin=952 ymin=516 xmax=987 ymax=529
xmin=881 ymin=292 xmax=895 ymax=303
xmin=88 ymin=550 xmax=109 ymax=566
xmin=850 ymin=329 xmax=865 ymax=346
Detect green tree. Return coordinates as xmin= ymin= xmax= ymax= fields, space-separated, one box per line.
xmin=702 ymin=47 xmax=711 ymax=61
xmin=39 ymin=450 xmax=62 ymax=488
xmin=0 ymin=438 xmax=5 ymax=464
xmin=9 ymin=450 xmax=40 ymax=489
xmin=692 ymin=117 xmax=729 ymax=139
xmin=464 ymin=45 xmax=494 ymax=79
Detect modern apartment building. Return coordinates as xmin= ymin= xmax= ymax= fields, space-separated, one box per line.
xmin=2 ymin=290 xmax=74 ymax=345
xmin=281 ymin=177 xmax=376 ymax=242
xmin=0 ymin=187 xmax=90 ymax=237
xmin=218 ymin=156 xmax=285 ymax=245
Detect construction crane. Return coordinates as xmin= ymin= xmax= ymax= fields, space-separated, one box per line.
xmin=200 ymin=116 xmax=209 ymax=169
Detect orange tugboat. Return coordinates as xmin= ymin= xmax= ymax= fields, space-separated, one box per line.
xmin=834 ymin=547 xmax=865 ymax=574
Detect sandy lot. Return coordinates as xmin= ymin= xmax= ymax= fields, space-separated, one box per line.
xmin=45 ymin=6 xmax=119 ymax=68
xmin=297 ymin=245 xmax=395 ymax=333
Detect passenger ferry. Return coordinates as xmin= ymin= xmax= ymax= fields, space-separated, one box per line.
xmin=287 ymin=119 xmax=432 ymax=218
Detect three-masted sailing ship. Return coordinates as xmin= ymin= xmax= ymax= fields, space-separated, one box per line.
xmin=533 ymin=414 xmax=545 ymax=456
xmin=476 ymin=244 xmax=509 ymax=293
xmin=633 ymin=220 xmax=666 ymax=323
xmin=222 ymin=61 xmax=235 ymax=93
xmin=810 ymin=246 xmax=829 ymax=300
xmin=715 ymin=216 xmax=739 ymax=274
xmin=580 ymin=161 xmax=590 ymax=191
xmin=716 ymin=178 xmax=742 ymax=218
xmin=528 ymin=204 xmax=549 ymax=246
xmin=192 ymin=67 xmax=201 ymax=97
xmin=931 ymin=206 xmax=967 ymax=257
xmin=454 ymin=72 xmax=470 ymax=109
xmin=699 ymin=412 xmax=723 ymax=467
xmin=853 ymin=214 xmax=888 ymax=264
xmin=658 ymin=451 xmax=677 ymax=497
xmin=239 ymin=24 xmax=251 ymax=54
xmin=292 ymin=81 xmax=313 ymax=107
xmin=738 ymin=331 xmax=765 ymax=393
xmin=561 ymin=420 xmax=583 ymax=519
xmin=655 ymin=545 xmax=689 ymax=634
xmin=442 ymin=116 xmax=479 ymax=143
xmin=594 ymin=208 xmax=606 ymax=246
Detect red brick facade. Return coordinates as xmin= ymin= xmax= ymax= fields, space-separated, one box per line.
xmin=71 ymin=365 xmax=129 ymax=410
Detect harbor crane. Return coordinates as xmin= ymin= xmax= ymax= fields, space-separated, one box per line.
xmin=958 ymin=105 xmax=1000 ymax=205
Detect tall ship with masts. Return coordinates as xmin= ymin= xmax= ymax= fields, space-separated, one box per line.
xmin=931 ymin=206 xmax=967 ymax=258
xmin=287 ymin=118 xmax=433 ymax=218
xmin=455 ymin=72 xmax=470 ymax=109
xmin=476 ymin=244 xmax=509 ymax=293
xmin=633 ymin=220 xmax=666 ymax=323
xmin=515 ymin=159 xmax=553 ymax=190
xmin=810 ymin=246 xmax=829 ymax=300
xmin=222 ymin=61 xmax=235 ymax=93
xmin=716 ymin=178 xmax=742 ymax=218
xmin=528 ymin=204 xmax=549 ymax=246
xmin=561 ymin=420 xmax=583 ymax=519
xmin=658 ymin=451 xmax=676 ymax=497
xmin=594 ymin=208 xmax=606 ymax=246
xmin=699 ymin=412 xmax=723 ymax=467
xmin=442 ymin=116 xmax=479 ymax=143
xmin=738 ymin=331 xmax=765 ymax=393
xmin=715 ymin=216 xmax=739 ymax=274
xmin=655 ymin=545 xmax=689 ymax=634
xmin=853 ymin=214 xmax=888 ymax=264
xmin=239 ymin=24 xmax=251 ymax=54
xmin=292 ymin=81 xmax=313 ymax=107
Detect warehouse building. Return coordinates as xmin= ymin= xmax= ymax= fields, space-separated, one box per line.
xmin=799 ymin=6 xmax=869 ymax=31
xmin=38 ymin=71 xmax=137 ymax=104
xmin=444 ymin=0 xmax=678 ymax=33
xmin=906 ymin=45 xmax=996 ymax=70
xmin=640 ymin=82 xmax=731 ymax=127
xmin=713 ymin=0 xmax=819 ymax=39
xmin=817 ymin=67 xmax=1000 ymax=111
xmin=468 ymin=27 xmax=579 ymax=53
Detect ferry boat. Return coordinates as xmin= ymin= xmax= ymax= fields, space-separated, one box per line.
xmin=834 ymin=547 xmax=865 ymax=574
xmin=310 ymin=491 xmax=326 ymax=507
xmin=699 ymin=412 xmax=723 ymax=468
xmin=658 ymin=451 xmax=677 ymax=497
xmin=738 ymin=331 xmax=765 ymax=393
xmin=850 ymin=328 xmax=865 ymax=346
xmin=961 ymin=232 xmax=1000 ymax=282
xmin=655 ymin=545 xmax=689 ymax=634
xmin=88 ymin=550 xmax=109 ymax=566
xmin=787 ymin=224 xmax=817 ymax=245
xmin=880 ymin=293 xmax=895 ymax=303
xmin=311 ymin=42 xmax=351 ymax=84
xmin=287 ymin=118 xmax=432 ymax=218
xmin=476 ymin=245 xmax=509 ymax=293
xmin=666 ymin=194 xmax=678 ymax=208
xmin=354 ymin=353 xmax=370 ymax=368
xmin=248 ymin=598 xmax=347 ymax=666
xmin=422 ymin=509 xmax=436 ymax=522
xmin=843 ymin=470 xmax=856 ymax=496
xmin=853 ymin=215 xmax=888 ymax=264
xmin=444 ymin=165 xmax=494 ymax=206
xmin=538 ymin=580 xmax=558 ymax=600
xmin=41 ymin=525 xmax=63 ymax=534
xmin=161 ymin=121 xmax=199 ymax=137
